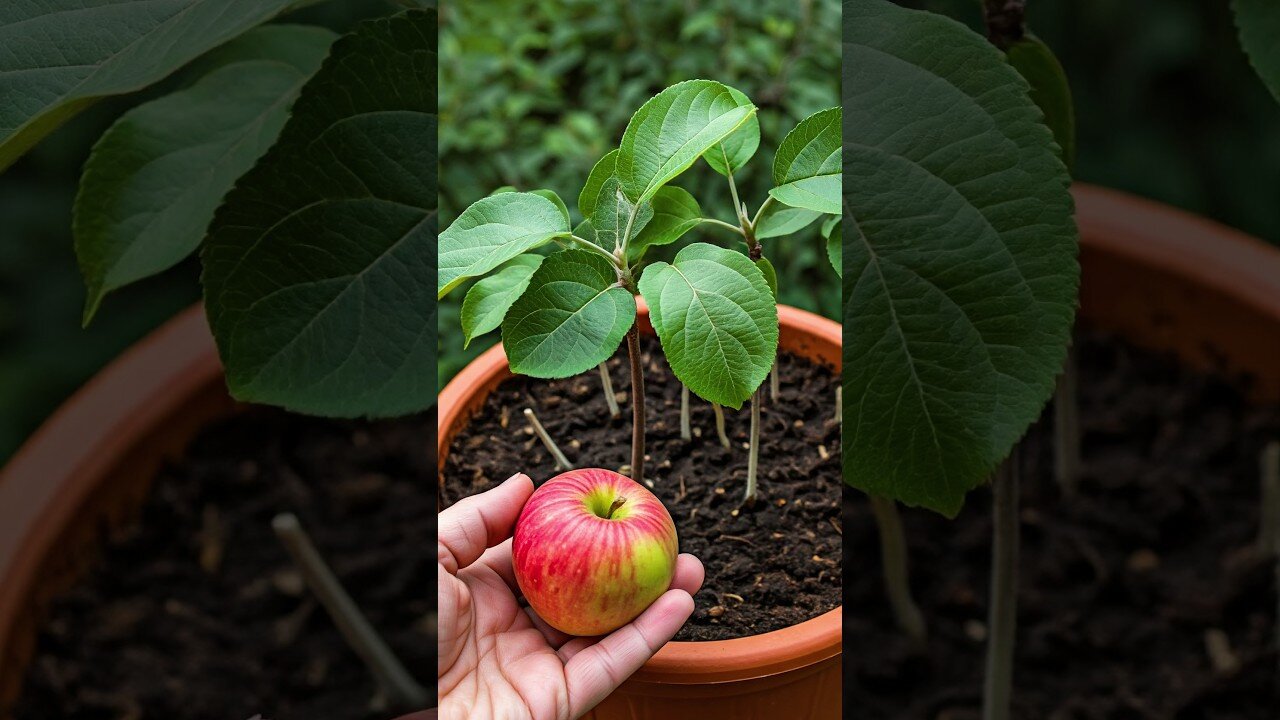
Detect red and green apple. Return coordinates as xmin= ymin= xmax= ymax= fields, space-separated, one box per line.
xmin=512 ymin=468 xmax=679 ymax=636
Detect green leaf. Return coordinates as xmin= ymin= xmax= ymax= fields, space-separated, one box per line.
xmin=616 ymin=80 xmax=757 ymax=203
xmin=74 ymin=25 xmax=336 ymax=324
xmin=1234 ymin=0 xmax=1280 ymax=103
xmin=821 ymin=218 xmax=841 ymax=277
xmin=502 ymin=249 xmax=635 ymax=378
xmin=769 ymin=107 xmax=841 ymax=214
xmin=638 ymin=242 xmax=778 ymax=409
xmin=702 ymin=85 xmax=760 ymax=176
xmin=628 ymin=186 xmax=702 ymax=261
xmin=438 ymin=192 xmax=571 ymax=298
xmin=461 ymin=254 xmax=542 ymax=348
xmin=490 ymin=185 xmax=518 ymax=195
xmin=844 ymin=0 xmax=1078 ymax=516
xmin=1006 ymin=34 xmax=1076 ymax=173
xmin=756 ymin=256 xmax=778 ymax=300
xmin=582 ymin=177 xmax=652 ymax=252
xmin=0 ymin=0 xmax=302 ymax=171
xmin=201 ymin=10 xmax=438 ymax=418
xmin=755 ymin=202 xmax=822 ymax=239
xmin=531 ymin=188 xmax=571 ymax=228
xmin=578 ymin=149 xmax=618 ymax=219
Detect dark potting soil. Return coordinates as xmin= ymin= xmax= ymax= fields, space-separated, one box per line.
xmin=10 ymin=412 xmax=436 ymax=720
xmin=440 ymin=335 xmax=844 ymax=641
xmin=844 ymin=330 xmax=1280 ymax=719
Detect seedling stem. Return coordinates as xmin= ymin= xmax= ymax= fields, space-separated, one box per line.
xmin=983 ymin=451 xmax=1020 ymax=720
xmin=769 ymin=359 xmax=780 ymax=402
xmin=713 ymin=403 xmax=731 ymax=448
xmin=870 ymin=495 xmax=927 ymax=644
xmin=1053 ymin=349 xmax=1081 ymax=495
xmin=626 ymin=326 xmax=646 ymax=484
xmin=599 ymin=362 xmax=621 ymax=418
xmin=523 ymin=407 xmax=573 ymax=471
xmin=271 ymin=513 xmax=427 ymax=712
xmin=680 ymin=384 xmax=692 ymax=441
xmin=744 ymin=387 xmax=762 ymax=504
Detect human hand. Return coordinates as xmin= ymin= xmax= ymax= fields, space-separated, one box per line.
xmin=438 ymin=473 xmax=704 ymax=720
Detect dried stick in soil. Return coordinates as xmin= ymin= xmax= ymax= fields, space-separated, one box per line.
xmin=680 ymin=384 xmax=692 ymax=441
xmin=524 ymin=408 xmax=573 ymax=471
xmin=1054 ymin=349 xmax=1081 ymax=495
xmin=712 ymin=403 xmax=731 ymax=449
xmin=272 ymin=514 xmax=427 ymax=712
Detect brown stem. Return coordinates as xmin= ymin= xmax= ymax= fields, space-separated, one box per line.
xmin=607 ymin=497 xmax=627 ymax=519
xmin=626 ymin=325 xmax=645 ymax=484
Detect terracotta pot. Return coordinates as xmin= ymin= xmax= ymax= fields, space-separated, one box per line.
xmin=437 ymin=301 xmax=845 ymax=719
xmin=2 ymin=184 xmax=1280 ymax=717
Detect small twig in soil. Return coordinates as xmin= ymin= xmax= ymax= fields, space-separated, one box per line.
xmin=829 ymin=517 xmax=842 ymax=536
xmin=725 ymin=593 xmax=745 ymax=604
xmin=769 ymin=358 xmax=780 ymax=402
xmin=1259 ymin=441 xmax=1279 ymax=554
xmin=834 ymin=386 xmax=842 ymax=425
xmin=984 ymin=451 xmax=1021 ymax=720
xmin=712 ymin=403 xmax=731 ymax=449
xmin=744 ymin=387 xmax=762 ymax=505
xmin=718 ymin=534 xmax=755 ymax=546
xmin=1054 ymin=349 xmax=1081 ymax=496
xmin=1203 ymin=628 xmax=1241 ymax=676
xmin=598 ymin=362 xmax=621 ymax=419
xmin=523 ymin=407 xmax=574 ymax=471
xmin=271 ymin=514 xmax=427 ymax=712
xmin=676 ymin=474 xmax=687 ymax=503
xmin=869 ymin=495 xmax=926 ymax=644
xmin=680 ymin=384 xmax=692 ymax=441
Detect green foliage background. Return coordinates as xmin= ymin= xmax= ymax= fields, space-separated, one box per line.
xmin=1 ymin=0 xmax=1278 ymax=462
xmin=437 ymin=0 xmax=844 ymax=389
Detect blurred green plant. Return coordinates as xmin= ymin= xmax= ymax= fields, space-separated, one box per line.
xmin=437 ymin=0 xmax=842 ymax=389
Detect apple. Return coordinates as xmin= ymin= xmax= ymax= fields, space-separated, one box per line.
xmin=512 ymin=468 xmax=679 ymax=636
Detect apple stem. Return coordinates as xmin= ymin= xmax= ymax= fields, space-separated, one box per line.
xmin=1053 ymin=348 xmax=1081 ymax=496
xmin=869 ymin=495 xmax=927 ymax=644
xmin=599 ymin=362 xmax=621 ymax=419
xmin=835 ymin=386 xmax=842 ymax=424
xmin=744 ymin=387 xmax=762 ymax=504
xmin=1258 ymin=441 xmax=1279 ymax=554
xmin=713 ymin=403 xmax=731 ymax=449
xmin=769 ymin=358 xmax=780 ymax=402
xmin=606 ymin=497 xmax=627 ymax=519
xmin=524 ymin=407 xmax=574 ymax=471
xmin=626 ymin=325 xmax=646 ymax=485
xmin=679 ymin=384 xmax=692 ymax=441
xmin=271 ymin=513 xmax=427 ymax=712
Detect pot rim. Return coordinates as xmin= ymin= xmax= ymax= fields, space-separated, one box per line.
xmin=437 ymin=301 xmax=845 ymax=681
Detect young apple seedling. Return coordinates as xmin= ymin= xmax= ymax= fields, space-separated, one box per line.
xmin=440 ymin=80 xmax=841 ymax=508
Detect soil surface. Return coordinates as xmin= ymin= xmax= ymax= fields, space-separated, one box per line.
xmin=844 ymin=330 xmax=1280 ymax=719
xmin=441 ymin=336 xmax=844 ymax=641
xmin=10 ymin=412 xmax=435 ymax=720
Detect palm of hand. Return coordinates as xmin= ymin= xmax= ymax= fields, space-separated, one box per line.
xmin=438 ymin=474 xmax=703 ymax=720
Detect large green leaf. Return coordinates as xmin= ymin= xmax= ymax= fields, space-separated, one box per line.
xmin=502 ymin=249 xmax=635 ymax=378
xmin=755 ymin=201 xmax=822 ymax=239
xmin=616 ymin=80 xmax=756 ymax=203
xmin=843 ymin=0 xmax=1078 ymax=516
xmin=201 ymin=10 xmax=438 ymax=417
xmin=821 ymin=216 xmax=841 ymax=277
xmin=769 ymin=107 xmax=841 ymax=214
xmin=638 ymin=242 xmax=778 ymax=409
xmin=0 ymin=0 xmax=302 ymax=171
xmin=75 ymin=25 xmax=336 ymax=324
xmin=461 ymin=254 xmax=542 ymax=348
xmin=702 ymin=86 xmax=760 ymax=176
xmin=583 ymin=177 xmax=652 ymax=252
xmin=438 ymin=192 xmax=571 ymax=298
xmin=1006 ymin=35 xmax=1075 ymax=173
xmin=628 ymin=186 xmax=702 ymax=261
xmin=1234 ymin=0 xmax=1280 ymax=103
xmin=578 ymin=149 xmax=618 ymax=219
